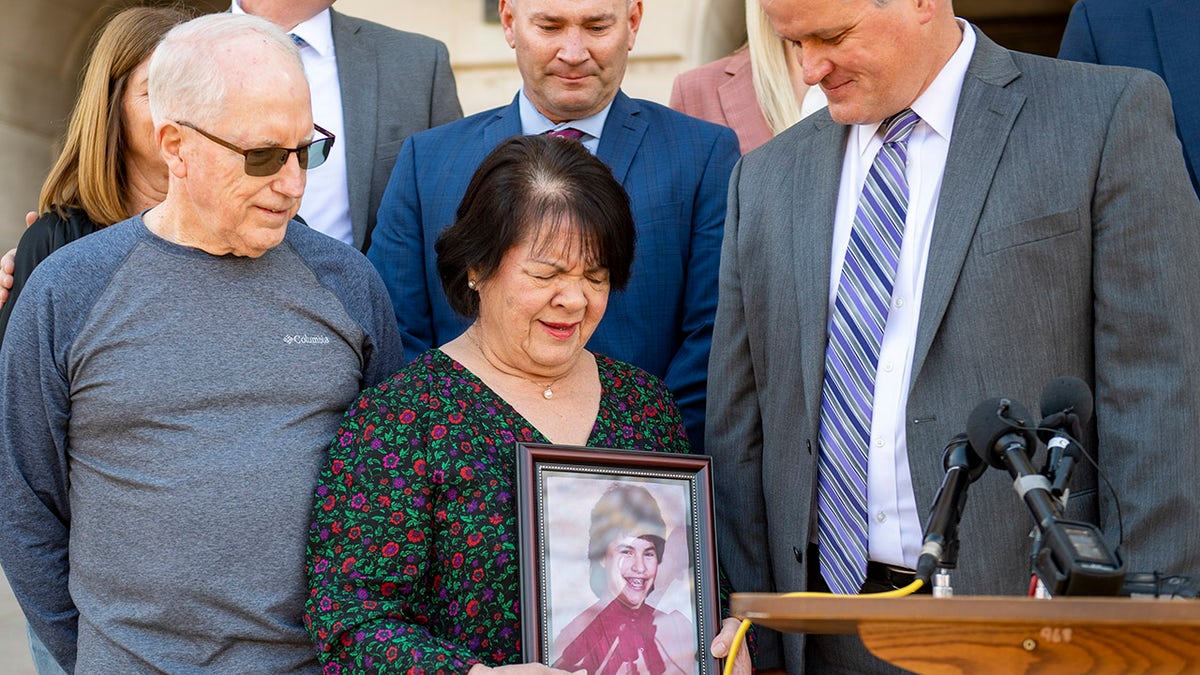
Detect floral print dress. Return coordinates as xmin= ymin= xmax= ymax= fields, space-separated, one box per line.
xmin=305 ymin=349 xmax=690 ymax=674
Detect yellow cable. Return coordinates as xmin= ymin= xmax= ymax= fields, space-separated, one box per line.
xmin=721 ymin=578 xmax=925 ymax=675
xmin=722 ymin=618 xmax=753 ymax=675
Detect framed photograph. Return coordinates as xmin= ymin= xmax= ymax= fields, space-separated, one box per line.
xmin=517 ymin=442 xmax=719 ymax=675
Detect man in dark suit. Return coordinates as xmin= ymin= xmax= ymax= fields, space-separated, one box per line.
xmin=1058 ymin=0 xmax=1200 ymax=198
xmin=234 ymin=0 xmax=462 ymax=250
xmin=368 ymin=0 xmax=739 ymax=452
xmin=708 ymin=0 xmax=1200 ymax=671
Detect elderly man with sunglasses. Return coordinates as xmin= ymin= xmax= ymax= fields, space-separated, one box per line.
xmin=0 ymin=14 xmax=402 ymax=674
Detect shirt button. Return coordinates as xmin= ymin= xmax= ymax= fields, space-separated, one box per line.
xmin=882 ymin=360 xmax=894 ymax=372
xmin=876 ymin=512 xmax=888 ymax=523
xmin=894 ymin=297 xmax=905 ymax=308
xmin=874 ymin=438 xmax=886 ymax=448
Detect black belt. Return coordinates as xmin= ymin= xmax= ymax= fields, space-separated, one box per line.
xmin=806 ymin=543 xmax=930 ymax=594
xmin=865 ymin=560 xmax=924 ymax=591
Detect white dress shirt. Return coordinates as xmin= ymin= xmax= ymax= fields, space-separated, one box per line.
xmin=827 ymin=21 xmax=977 ymax=568
xmin=232 ymin=2 xmax=352 ymax=245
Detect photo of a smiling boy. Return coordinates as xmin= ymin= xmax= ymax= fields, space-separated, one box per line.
xmin=549 ymin=482 xmax=696 ymax=675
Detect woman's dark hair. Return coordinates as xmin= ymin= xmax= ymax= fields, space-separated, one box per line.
xmin=435 ymin=135 xmax=636 ymax=318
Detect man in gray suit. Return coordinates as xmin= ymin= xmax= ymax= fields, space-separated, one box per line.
xmin=234 ymin=0 xmax=462 ymax=250
xmin=708 ymin=0 xmax=1200 ymax=672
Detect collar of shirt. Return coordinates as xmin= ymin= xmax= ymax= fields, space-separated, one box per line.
xmin=517 ymin=87 xmax=612 ymax=154
xmin=230 ymin=1 xmax=334 ymax=57
xmin=853 ymin=18 xmax=977 ymax=158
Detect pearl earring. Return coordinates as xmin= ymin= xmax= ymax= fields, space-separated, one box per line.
xmin=468 ymin=279 xmax=477 ymax=290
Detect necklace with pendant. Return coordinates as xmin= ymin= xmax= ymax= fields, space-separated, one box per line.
xmin=536 ymin=377 xmax=566 ymax=399
xmin=468 ymin=330 xmax=569 ymax=399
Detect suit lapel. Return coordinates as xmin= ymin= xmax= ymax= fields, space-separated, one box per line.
xmin=716 ymin=57 xmax=745 ymax=121
xmin=791 ymin=112 xmax=847 ymax=424
xmin=1150 ymin=0 xmax=1200 ymax=174
xmin=330 ymin=10 xmax=376 ymax=249
xmin=596 ymin=92 xmax=645 ymax=185
xmin=717 ymin=54 xmax=762 ymax=136
xmin=910 ymin=29 xmax=1024 ymax=384
xmin=484 ymin=96 xmax=525 ymax=148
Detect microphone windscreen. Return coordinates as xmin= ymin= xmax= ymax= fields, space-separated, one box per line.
xmin=1039 ymin=376 xmax=1094 ymax=427
xmin=966 ymin=397 xmax=1035 ymax=469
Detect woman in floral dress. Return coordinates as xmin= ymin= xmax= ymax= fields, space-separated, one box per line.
xmin=305 ymin=135 xmax=748 ymax=675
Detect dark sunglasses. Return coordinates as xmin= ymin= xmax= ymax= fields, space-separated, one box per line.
xmin=176 ymin=121 xmax=336 ymax=177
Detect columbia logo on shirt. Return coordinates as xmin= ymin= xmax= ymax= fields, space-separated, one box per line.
xmin=283 ymin=334 xmax=331 ymax=345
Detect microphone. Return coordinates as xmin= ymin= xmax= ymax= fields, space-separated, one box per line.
xmin=1037 ymin=377 xmax=1093 ymax=500
xmin=967 ymin=398 xmax=1040 ymax=481
xmin=916 ymin=434 xmax=987 ymax=585
xmin=967 ymin=396 xmax=1123 ymax=596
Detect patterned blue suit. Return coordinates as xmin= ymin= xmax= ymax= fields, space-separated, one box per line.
xmin=368 ymin=91 xmax=739 ymax=452
xmin=1058 ymin=0 xmax=1200 ymax=197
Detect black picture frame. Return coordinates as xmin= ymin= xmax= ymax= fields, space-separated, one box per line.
xmin=516 ymin=442 xmax=719 ymax=674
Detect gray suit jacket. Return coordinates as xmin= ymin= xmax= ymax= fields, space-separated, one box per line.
xmin=708 ymin=27 xmax=1200 ymax=672
xmin=331 ymin=10 xmax=462 ymax=250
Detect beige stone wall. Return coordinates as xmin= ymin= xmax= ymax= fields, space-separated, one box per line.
xmin=0 ymin=0 xmax=101 ymax=252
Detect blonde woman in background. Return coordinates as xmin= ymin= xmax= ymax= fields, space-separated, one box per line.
xmin=0 ymin=6 xmax=192 ymax=346
xmin=669 ymin=0 xmax=825 ymax=154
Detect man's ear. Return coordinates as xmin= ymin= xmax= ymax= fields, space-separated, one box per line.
xmin=627 ymin=0 xmax=644 ymax=51
xmin=912 ymin=0 xmax=940 ymax=25
xmin=159 ymin=121 xmax=187 ymax=178
xmin=499 ymin=0 xmax=517 ymax=49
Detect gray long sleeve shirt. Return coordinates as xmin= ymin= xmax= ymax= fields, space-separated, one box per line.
xmin=0 ymin=216 xmax=403 ymax=673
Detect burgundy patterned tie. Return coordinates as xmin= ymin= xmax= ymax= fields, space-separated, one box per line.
xmin=545 ymin=127 xmax=585 ymax=141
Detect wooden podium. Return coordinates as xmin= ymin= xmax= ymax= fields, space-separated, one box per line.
xmin=732 ymin=593 xmax=1200 ymax=673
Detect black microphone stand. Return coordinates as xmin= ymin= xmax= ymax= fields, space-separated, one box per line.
xmin=968 ymin=397 xmax=1124 ymax=597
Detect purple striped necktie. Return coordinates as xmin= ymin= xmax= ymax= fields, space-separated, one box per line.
xmin=817 ymin=108 xmax=921 ymax=595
